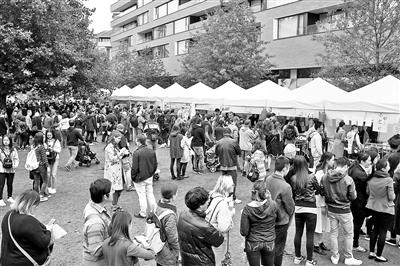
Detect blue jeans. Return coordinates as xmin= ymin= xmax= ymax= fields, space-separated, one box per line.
xmin=193 ymin=146 xmax=204 ymax=172
xmin=246 ymin=242 xmax=274 ymax=266
xmin=328 ymin=211 xmax=354 ymax=259
xmin=274 ymin=223 xmax=289 ymax=266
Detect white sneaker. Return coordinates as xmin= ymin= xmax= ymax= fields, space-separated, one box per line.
xmin=7 ymin=197 xmax=15 ymax=203
xmin=0 ymin=199 xmax=6 ymax=207
xmin=40 ymin=196 xmax=49 ymax=202
xmin=344 ymin=257 xmax=362 ymax=265
xmin=48 ymin=188 xmax=56 ymax=194
xmin=234 ymin=199 xmax=242 ymax=204
xmin=353 ymin=246 xmax=367 ymax=252
xmin=330 ymin=255 xmax=340 ymax=265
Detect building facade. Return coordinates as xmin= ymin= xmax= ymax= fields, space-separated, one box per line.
xmin=95 ymin=30 xmax=113 ymax=59
xmin=110 ymin=0 xmax=345 ymax=88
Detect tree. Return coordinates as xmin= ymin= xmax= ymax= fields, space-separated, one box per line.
xmin=111 ymin=47 xmax=170 ymax=89
xmin=0 ymin=0 xmax=95 ymax=104
xmin=177 ymin=0 xmax=272 ymax=89
xmin=316 ymin=0 xmax=400 ymax=91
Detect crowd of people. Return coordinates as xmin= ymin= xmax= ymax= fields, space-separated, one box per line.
xmin=0 ymin=100 xmax=399 ymax=266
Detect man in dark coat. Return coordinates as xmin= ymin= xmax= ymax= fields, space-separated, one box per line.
xmin=178 ymin=187 xmax=224 ymax=266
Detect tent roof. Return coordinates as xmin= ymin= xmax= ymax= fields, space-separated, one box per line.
xmin=186 ymin=82 xmax=218 ymax=104
xmin=247 ymin=80 xmax=293 ymax=101
xmin=291 ymin=78 xmax=348 ymax=102
xmin=214 ymin=81 xmax=245 ymax=99
xmin=111 ymin=85 xmax=131 ymax=97
xmin=147 ymin=84 xmax=166 ymax=98
xmin=349 ymin=75 xmax=400 ymax=105
xmin=130 ymin=84 xmax=149 ymax=98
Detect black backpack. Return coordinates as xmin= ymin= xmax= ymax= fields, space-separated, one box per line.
xmin=1 ymin=149 xmax=13 ymax=169
xmin=130 ymin=115 xmax=139 ymax=128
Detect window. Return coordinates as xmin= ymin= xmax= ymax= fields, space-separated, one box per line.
xmin=249 ymin=0 xmax=263 ymax=12
xmin=154 ymin=25 xmax=167 ymax=39
xmin=98 ymin=37 xmax=110 ymax=43
xmin=122 ymin=21 xmax=137 ymax=32
xmin=153 ymin=45 xmax=168 ymax=58
xmin=144 ymin=31 xmax=153 ymax=42
xmin=277 ymin=14 xmax=305 ymax=39
xmin=266 ymin=0 xmax=298 ymax=9
xmin=138 ymin=0 xmax=152 ymax=8
xmin=137 ymin=12 xmax=149 ymax=25
xmin=168 ymin=0 xmax=179 ymax=13
xmin=174 ymin=17 xmax=189 ymax=34
xmin=179 ymin=0 xmax=191 ymax=5
xmin=155 ymin=3 xmax=168 ymax=19
xmin=176 ymin=40 xmax=189 ymax=55
xmin=297 ymin=68 xmax=320 ymax=79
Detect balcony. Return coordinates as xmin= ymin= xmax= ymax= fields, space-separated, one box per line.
xmin=111 ymin=0 xmax=137 ymax=13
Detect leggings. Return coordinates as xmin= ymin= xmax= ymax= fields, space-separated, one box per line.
xmin=112 ymin=190 xmax=122 ymax=206
xmin=0 ymin=173 xmax=14 ymax=200
xmin=170 ymin=158 xmax=181 ymax=178
xmin=179 ymin=162 xmax=188 ymax=176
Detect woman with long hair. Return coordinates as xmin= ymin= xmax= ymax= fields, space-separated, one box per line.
xmin=313 ymin=152 xmax=335 ymax=254
xmin=206 ymin=175 xmax=236 ymax=265
xmin=0 ymin=135 xmax=19 ymax=207
xmin=240 ymin=180 xmax=278 ymax=266
xmin=104 ymin=131 xmax=128 ymax=211
xmin=44 ymin=130 xmax=61 ymax=195
xmin=331 ymin=121 xmax=346 ymax=158
xmin=169 ymin=125 xmax=183 ymax=180
xmin=250 ymin=140 xmax=268 ymax=180
xmin=290 ymin=155 xmax=321 ymax=266
xmin=31 ymin=132 xmax=49 ymax=202
xmin=102 ymin=211 xmax=155 ymax=266
xmin=0 ymin=190 xmax=53 ymax=266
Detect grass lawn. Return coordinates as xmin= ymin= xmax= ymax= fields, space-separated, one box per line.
xmin=0 ymin=142 xmax=399 ymax=266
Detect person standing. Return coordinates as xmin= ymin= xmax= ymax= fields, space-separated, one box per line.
xmin=310 ymin=121 xmax=324 ymax=170
xmin=104 ymin=131 xmax=128 ymax=210
xmin=215 ymin=128 xmax=242 ymax=204
xmin=331 ymin=121 xmax=346 ymax=158
xmin=44 ymin=130 xmax=61 ymax=195
xmin=321 ymin=157 xmax=362 ymax=266
xmin=64 ymin=120 xmax=84 ymax=172
xmin=178 ymin=187 xmax=224 ymax=266
xmin=239 ymin=120 xmax=256 ymax=176
xmin=131 ymin=135 xmax=157 ymax=219
xmin=169 ymin=125 xmax=183 ymax=180
xmin=250 ymin=140 xmax=268 ymax=180
xmin=240 ymin=180 xmax=278 ymax=266
xmin=180 ymin=129 xmax=192 ymax=178
xmin=206 ymin=175 xmax=236 ymax=265
xmin=85 ymin=110 xmax=97 ymax=144
xmin=348 ymin=153 xmax=372 ymax=253
xmin=346 ymin=126 xmax=363 ymax=160
xmin=83 ymin=179 xmax=112 ymax=266
xmin=290 ymin=156 xmax=320 ymax=266
xmin=116 ymin=124 xmax=133 ymax=192
xmin=59 ymin=113 xmax=70 ymax=148
xmin=31 ymin=132 xmax=49 ymax=202
xmin=366 ymin=159 xmax=395 ymax=262
xmin=0 ymin=111 xmax=9 ymax=139
xmin=191 ymin=118 xmax=206 ymax=174
xmin=0 ymin=135 xmax=19 ymax=207
xmin=264 ymin=156 xmax=295 ymax=266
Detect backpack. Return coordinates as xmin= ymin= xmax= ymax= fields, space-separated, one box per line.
xmin=25 ymin=147 xmax=39 ymax=171
xmin=144 ymin=208 xmax=175 ymax=254
xmin=130 ymin=115 xmax=139 ymax=128
xmin=1 ymin=149 xmax=13 ymax=169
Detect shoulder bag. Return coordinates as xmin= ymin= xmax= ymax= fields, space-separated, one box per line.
xmin=8 ymin=212 xmax=51 ymax=266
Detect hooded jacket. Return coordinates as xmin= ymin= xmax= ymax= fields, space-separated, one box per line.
xmin=366 ymin=170 xmax=395 ymax=215
xmin=348 ymin=162 xmax=369 ymax=207
xmin=169 ymin=131 xmax=183 ymax=159
xmin=191 ymin=124 xmax=205 ymax=147
xmin=240 ymin=199 xmax=278 ymax=244
xmin=321 ymin=169 xmax=357 ymax=214
xmin=239 ymin=126 xmax=255 ymax=151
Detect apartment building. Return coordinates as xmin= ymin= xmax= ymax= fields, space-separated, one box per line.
xmin=95 ymin=30 xmax=113 ymax=59
xmin=110 ymin=0 xmax=345 ymax=88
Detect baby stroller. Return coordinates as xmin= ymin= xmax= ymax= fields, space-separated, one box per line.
xmin=76 ymin=141 xmax=100 ymax=167
xmin=205 ymin=142 xmax=220 ymax=173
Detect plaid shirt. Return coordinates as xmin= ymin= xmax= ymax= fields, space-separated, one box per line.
xmin=83 ymin=201 xmax=111 ymax=262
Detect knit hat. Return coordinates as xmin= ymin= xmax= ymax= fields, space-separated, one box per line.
xmin=161 ymin=183 xmax=178 ymax=199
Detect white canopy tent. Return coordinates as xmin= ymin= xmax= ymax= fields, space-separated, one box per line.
xmin=246 ymin=80 xmax=294 ymax=107
xmin=147 ymin=84 xmax=166 ymax=99
xmin=186 ymin=82 xmax=217 ymax=104
xmin=110 ymin=85 xmax=133 ymax=100
xmin=213 ymin=81 xmax=246 ymax=106
xmin=164 ymin=83 xmax=192 ymax=103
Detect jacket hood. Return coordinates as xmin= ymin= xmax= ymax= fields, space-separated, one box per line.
xmin=327 ymin=169 xmax=346 ymax=183
xmin=373 ymin=170 xmax=390 ymax=179
xmin=170 ymin=131 xmax=178 ymax=137
xmin=246 ymin=200 xmax=273 ymax=219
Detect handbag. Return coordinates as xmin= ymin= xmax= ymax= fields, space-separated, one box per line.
xmin=221 ymin=232 xmax=232 ymax=266
xmin=8 ymin=212 xmax=51 ymax=266
xmin=247 ymin=162 xmax=259 ymax=182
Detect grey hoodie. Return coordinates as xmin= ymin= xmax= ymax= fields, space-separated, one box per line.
xmin=321 ymin=169 xmax=357 ymax=214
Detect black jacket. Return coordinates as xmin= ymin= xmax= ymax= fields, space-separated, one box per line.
xmin=66 ymin=127 xmax=84 ymax=146
xmin=290 ymin=174 xmax=322 ymax=208
xmin=131 ymin=145 xmax=157 ymax=183
xmin=0 ymin=211 xmax=51 ymax=266
xmin=178 ymin=210 xmax=224 ymax=266
xmin=348 ymin=162 xmax=369 ymax=207
xmin=191 ymin=124 xmax=205 ymax=147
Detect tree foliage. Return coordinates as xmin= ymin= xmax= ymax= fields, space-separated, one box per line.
xmin=0 ymin=0 xmax=96 ymax=104
xmin=316 ymin=0 xmax=400 ymax=91
xmin=111 ymin=47 xmax=170 ymax=89
xmin=178 ymin=0 xmax=272 ymax=88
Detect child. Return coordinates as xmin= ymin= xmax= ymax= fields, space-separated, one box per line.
xmin=180 ymin=129 xmax=192 ymax=178
xmin=0 ymin=135 xmax=19 ymax=206
xmin=102 ymin=211 xmax=155 ymax=266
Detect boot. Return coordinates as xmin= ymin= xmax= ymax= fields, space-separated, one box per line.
xmin=170 ymin=169 xmax=176 ymax=180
